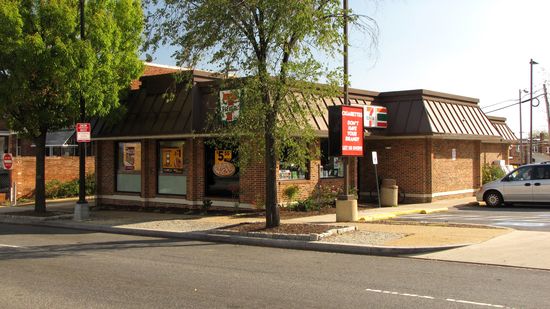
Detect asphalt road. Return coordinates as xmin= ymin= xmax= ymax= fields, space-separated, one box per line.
xmin=1 ymin=223 xmax=550 ymax=308
xmin=398 ymin=204 xmax=550 ymax=231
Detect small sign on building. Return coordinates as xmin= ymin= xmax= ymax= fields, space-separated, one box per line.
xmin=76 ymin=123 xmax=91 ymax=143
xmin=363 ymin=105 xmax=388 ymax=128
xmin=328 ymin=105 xmax=364 ymax=157
xmin=219 ymin=90 xmax=240 ymax=123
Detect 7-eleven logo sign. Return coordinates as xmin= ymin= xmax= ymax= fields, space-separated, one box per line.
xmin=364 ymin=105 xmax=388 ymax=128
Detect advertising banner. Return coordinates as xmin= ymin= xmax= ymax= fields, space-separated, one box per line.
xmin=161 ymin=146 xmax=183 ymax=173
xmin=328 ymin=105 xmax=364 ymax=157
xmin=219 ymin=90 xmax=240 ymax=122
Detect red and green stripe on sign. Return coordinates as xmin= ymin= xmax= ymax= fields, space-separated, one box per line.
xmin=364 ymin=106 xmax=387 ymax=128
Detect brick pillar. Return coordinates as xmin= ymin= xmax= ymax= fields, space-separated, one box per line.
xmin=141 ymin=139 xmax=157 ymax=202
xmin=98 ymin=141 xmax=115 ymax=196
xmin=474 ymin=141 xmax=482 ymax=189
xmin=424 ymin=138 xmax=433 ymax=202
xmin=187 ymin=138 xmax=205 ymax=201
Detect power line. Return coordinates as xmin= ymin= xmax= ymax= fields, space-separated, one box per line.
xmin=481 ymin=88 xmax=543 ymax=110
xmin=484 ymin=93 xmax=546 ymax=114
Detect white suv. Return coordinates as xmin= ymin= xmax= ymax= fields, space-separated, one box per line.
xmin=476 ymin=163 xmax=550 ymax=206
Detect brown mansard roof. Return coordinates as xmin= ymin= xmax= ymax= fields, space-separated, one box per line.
xmin=487 ymin=116 xmax=518 ymax=142
xmin=93 ymin=71 xmax=513 ymax=143
xmin=366 ymin=89 xmax=502 ymax=141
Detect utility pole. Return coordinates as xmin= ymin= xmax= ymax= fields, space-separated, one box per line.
xmin=544 ymin=83 xmax=550 ymax=148
xmin=519 ymin=89 xmax=523 ymax=164
xmin=342 ymin=0 xmax=350 ymax=198
xmin=529 ymin=59 xmax=538 ymax=164
xmin=75 ymin=0 xmax=89 ymax=220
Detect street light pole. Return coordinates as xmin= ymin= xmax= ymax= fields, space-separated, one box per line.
xmin=75 ymin=0 xmax=89 ymax=220
xmin=342 ymin=0 xmax=350 ymax=198
xmin=529 ymin=59 xmax=538 ymax=164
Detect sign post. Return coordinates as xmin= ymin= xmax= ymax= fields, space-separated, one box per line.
xmin=75 ymin=122 xmax=91 ymax=221
xmin=372 ymin=151 xmax=381 ymax=208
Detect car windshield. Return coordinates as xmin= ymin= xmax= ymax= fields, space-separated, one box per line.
xmin=505 ymin=166 xmax=533 ymax=181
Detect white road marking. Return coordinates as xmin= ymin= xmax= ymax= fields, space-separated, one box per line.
xmin=0 ymin=244 xmax=22 ymax=248
xmin=446 ymin=298 xmax=505 ymax=308
xmin=365 ymin=288 xmax=512 ymax=308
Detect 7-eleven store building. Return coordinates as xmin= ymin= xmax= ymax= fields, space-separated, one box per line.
xmin=93 ymin=68 xmax=516 ymax=209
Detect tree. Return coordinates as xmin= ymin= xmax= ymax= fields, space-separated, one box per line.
xmin=0 ymin=0 xmax=143 ymax=213
xmin=144 ymin=0 xmax=376 ymax=227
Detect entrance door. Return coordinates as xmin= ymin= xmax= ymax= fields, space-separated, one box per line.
xmin=205 ymin=143 xmax=239 ymax=198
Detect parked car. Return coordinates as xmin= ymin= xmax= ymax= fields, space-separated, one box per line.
xmin=477 ymin=162 xmax=550 ymax=206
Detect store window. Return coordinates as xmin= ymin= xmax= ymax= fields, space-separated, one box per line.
xmin=278 ymin=147 xmax=310 ymax=181
xmin=158 ymin=140 xmax=186 ymax=195
xmin=205 ymin=142 xmax=239 ymax=198
xmin=320 ymin=139 xmax=343 ymax=178
xmin=116 ymin=142 xmax=141 ymax=193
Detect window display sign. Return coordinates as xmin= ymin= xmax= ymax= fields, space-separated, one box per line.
xmin=328 ymin=105 xmax=364 ymax=157
xmin=219 ymin=90 xmax=240 ymax=122
xmin=123 ymin=146 xmax=136 ymax=170
xmin=363 ymin=105 xmax=388 ymax=128
xmin=161 ymin=147 xmax=183 ymax=173
xmin=213 ymin=149 xmax=236 ymax=177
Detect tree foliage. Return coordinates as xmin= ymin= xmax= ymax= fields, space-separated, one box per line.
xmin=0 ymin=0 xmax=143 ymax=212
xmin=144 ymin=0 xmax=376 ymax=227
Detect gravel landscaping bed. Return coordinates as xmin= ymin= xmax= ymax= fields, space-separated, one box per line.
xmin=213 ymin=222 xmax=355 ymax=241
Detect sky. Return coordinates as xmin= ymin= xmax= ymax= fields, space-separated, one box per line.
xmin=150 ymin=0 xmax=550 ymax=137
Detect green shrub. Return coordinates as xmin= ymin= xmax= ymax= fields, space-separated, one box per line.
xmin=44 ymin=173 xmax=96 ymax=199
xmin=482 ymin=164 xmax=505 ymax=184
xmin=283 ymin=185 xmax=300 ymax=202
xmin=201 ymin=199 xmax=213 ymax=213
xmin=289 ymin=198 xmax=319 ymax=212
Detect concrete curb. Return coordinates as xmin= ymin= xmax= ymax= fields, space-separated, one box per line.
xmin=0 ymin=217 xmax=470 ymax=256
xmin=358 ymin=207 xmax=449 ymax=222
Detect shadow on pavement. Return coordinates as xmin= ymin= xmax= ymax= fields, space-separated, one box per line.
xmin=0 ymin=237 xmax=221 ymax=262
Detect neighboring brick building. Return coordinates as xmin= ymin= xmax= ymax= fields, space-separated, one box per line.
xmin=93 ymin=69 xmax=516 ymax=208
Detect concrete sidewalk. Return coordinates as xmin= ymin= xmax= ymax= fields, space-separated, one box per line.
xmin=7 ymin=196 xmax=550 ymax=270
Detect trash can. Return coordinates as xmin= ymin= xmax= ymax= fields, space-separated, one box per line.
xmin=380 ymin=179 xmax=398 ymax=207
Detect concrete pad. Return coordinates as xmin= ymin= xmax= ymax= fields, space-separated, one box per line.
xmin=416 ymin=230 xmax=550 ymax=270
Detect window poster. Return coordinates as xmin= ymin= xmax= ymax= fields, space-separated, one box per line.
xmin=124 ymin=146 xmax=136 ymax=170
xmin=161 ymin=146 xmax=184 ymax=173
xmin=213 ymin=149 xmax=236 ymax=177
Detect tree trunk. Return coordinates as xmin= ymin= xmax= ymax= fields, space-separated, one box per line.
xmin=265 ymin=113 xmax=280 ymax=228
xmin=34 ymin=129 xmax=47 ymax=213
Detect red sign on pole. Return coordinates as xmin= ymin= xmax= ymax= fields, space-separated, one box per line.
xmin=328 ymin=105 xmax=364 ymax=157
xmin=3 ymin=153 xmax=13 ymax=170
xmin=341 ymin=106 xmax=364 ymax=156
xmin=76 ymin=123 xmax=91 ymax=143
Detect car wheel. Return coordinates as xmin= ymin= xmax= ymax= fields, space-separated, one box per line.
xmin=484 ymin=191 xmax=503 ymax=207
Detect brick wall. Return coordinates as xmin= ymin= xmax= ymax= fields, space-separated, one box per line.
xmin=12 ymin=156 xmax=95 ymax=198
xmin=481 ymin=143 xmax=508 ymax=165
xmin=359 ymin=139 xmax=431 ymax=202
xmin=431 ymin=139 xmax=480 ymax=196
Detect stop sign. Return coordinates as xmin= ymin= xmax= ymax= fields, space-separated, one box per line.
xmin=3 ymin=153 xmax=13 ymax=170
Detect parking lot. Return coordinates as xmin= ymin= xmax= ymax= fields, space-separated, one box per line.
xmin=397 ymin=204 xmax=550 ymax=231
